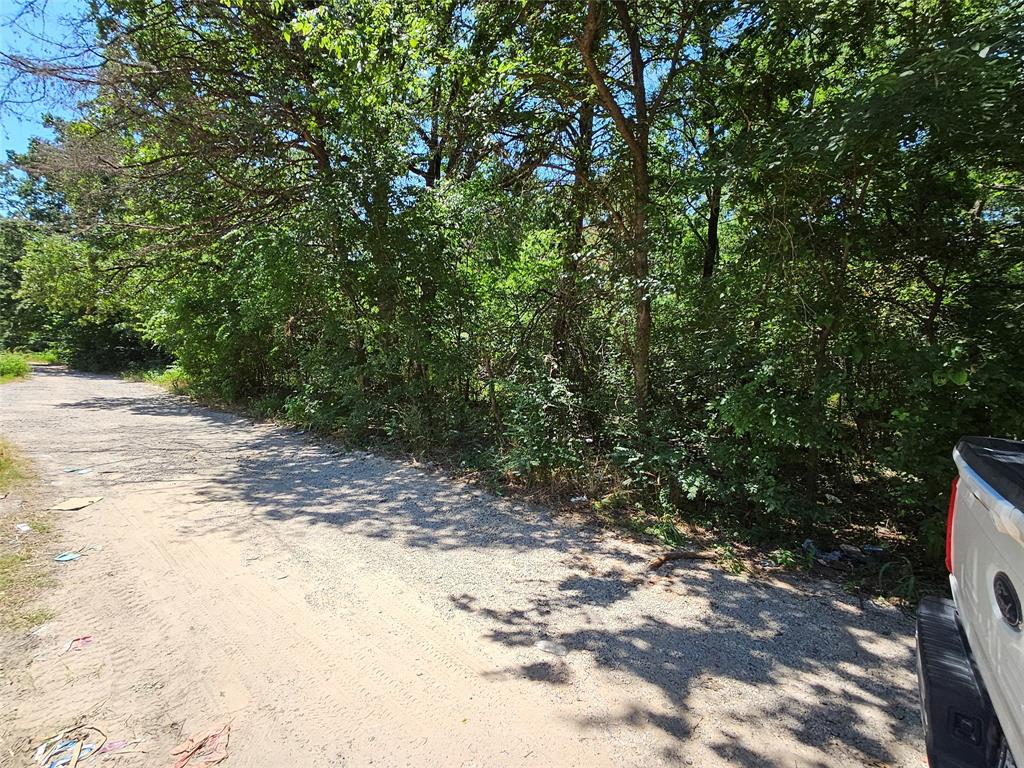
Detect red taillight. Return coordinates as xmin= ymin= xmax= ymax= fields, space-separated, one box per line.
xmin=945 ymin=475 xmax=960 ymax=572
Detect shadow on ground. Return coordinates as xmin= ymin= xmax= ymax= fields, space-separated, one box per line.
xmin=52 ymin=368 xmax=922 ymax=767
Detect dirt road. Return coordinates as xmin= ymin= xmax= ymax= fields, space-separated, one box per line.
xmin=0 ymin=367 xmax=923 ymax=767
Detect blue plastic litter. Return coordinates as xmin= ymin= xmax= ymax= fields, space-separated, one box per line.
xmin=47 ymin=743 xmax=97 ymax=768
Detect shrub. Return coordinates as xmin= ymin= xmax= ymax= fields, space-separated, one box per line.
xmin=0 ymin=352 xmax=30 ymax=382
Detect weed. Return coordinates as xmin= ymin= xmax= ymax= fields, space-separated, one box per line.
xmin=0 ymin=442 xmax=53 ymax=630
xmin=877 ymin=556 xmax=920 ymax=603
xmin=0 ymin=534 xmax=54 ymax=630
xmin=123 ymin=364 xmax=191 ymax=394
xmin=0 ymin=351 xmax=30 ymax=383
xmin=593 ymin=489 xmax=631 ymax=513
xmin=642 ymin=514 xmax=686 ymax=547
xmin=145 ymin=365 xmax=189 ymax=393
xmin=0 ymin=551 xmax=31 ymax=592
xmin=21 ymin=348 xmax=61 ymax=364
xmin=0 ymin=439 xmax=29 ymax=493
xmin=767 ymin=547 xmax=799 ymax=569
xmin=28 ymin=518 xmax=51 ymax=534
xmin=718 ymin=542 xmax=746 ymax=574
xmin=18 ymin=608 xmax=55 ymax=628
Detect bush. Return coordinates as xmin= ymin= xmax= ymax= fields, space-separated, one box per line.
xmin=0 ymin=352 xmax=30 ymax=381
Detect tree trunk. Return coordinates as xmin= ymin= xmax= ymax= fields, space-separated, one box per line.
xmin=633 ymin=154 xmax=652 ymax=421
xmin=552 ymin=101 xmax=594 ymax=379
xmin=806 ymin=321 xmax=835 ymax=503
xmin=579 ymin=0 xmax=654 ymax=422
xmin=703 ymin=182 xmax=721 ymax=280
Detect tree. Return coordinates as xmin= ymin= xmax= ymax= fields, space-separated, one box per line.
xmin=3 ymin=0 xmax=1022 ymax=572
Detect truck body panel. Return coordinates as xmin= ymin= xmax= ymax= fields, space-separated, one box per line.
xmin=948 ymin=439 xmax=1024 ymax=764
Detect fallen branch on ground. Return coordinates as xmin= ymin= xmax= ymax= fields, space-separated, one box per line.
xmin=648 ymin=549 xmax=716 ymax=570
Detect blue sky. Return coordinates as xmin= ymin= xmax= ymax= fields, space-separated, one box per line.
xmin=1 ymin=0 xmax=89 ymax=157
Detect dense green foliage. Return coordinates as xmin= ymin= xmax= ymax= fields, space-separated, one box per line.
xmin=3 ymin=0 xmax=1022 ymax=565
xmin=0 ymin=351 xmax=30 ymax=382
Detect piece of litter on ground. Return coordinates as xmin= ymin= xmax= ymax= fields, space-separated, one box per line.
xmin=96 ymin=739 xmax=133 ymax=755
xmin=66 ymin=740 xmax=83 ymax=768
xmin=60 ymin=636 xmax=93 ymax=655
xmin=54 ymin=552 xmax=82 ymax=562
xmin=50 ymin=497 xmax=103 ymax=511
xmin=534 ymin=639 xmax=568 ymax=657
xmin=16 ymin=523 xmax=32 ymax=533
xmin=170 ymin=721 xmax=230 ymax=768
xmin=74 ymin=469 xmax=93 ymax=475
xmin=32 ymin=725 xmax=106 ymax=768
xmin=62 ymin=467 xmax=78 ymax=473
xmin=46 ymin=742 xmax=94 ymax=768
xmin=33 ymin=735 xmax=69 ymax=764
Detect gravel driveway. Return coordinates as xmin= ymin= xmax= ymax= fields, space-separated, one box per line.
xmin=0 ymin=366 xmax=924 ymax=766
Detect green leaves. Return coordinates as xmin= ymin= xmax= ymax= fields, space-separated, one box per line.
xmin=3 ymin=0 xmax=1021 ymax=568
xmin=932 ymin=369 xmax=970 ymax=387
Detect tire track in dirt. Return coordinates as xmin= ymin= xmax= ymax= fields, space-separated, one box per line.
xmin=0 ymin=367 xmax=924 ymax=767
xmin=108 ymin=488 xmax=610 ymax=766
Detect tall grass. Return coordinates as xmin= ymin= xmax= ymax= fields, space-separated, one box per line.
xmin=0 ymin=352 xmax=30 ymax=383
xmin=0 ymin=438 xmax=28 ymax=494
xmin=21 ymin=349 xmax=61 ymax=364
xmin=0 ymin=438 xmax=50 ymax=629
xmin=122 ymin=364 xmax=191 ymax=394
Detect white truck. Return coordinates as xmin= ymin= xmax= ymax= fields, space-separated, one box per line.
xmin=918 ymin=437 xmax=1024 ymax=768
